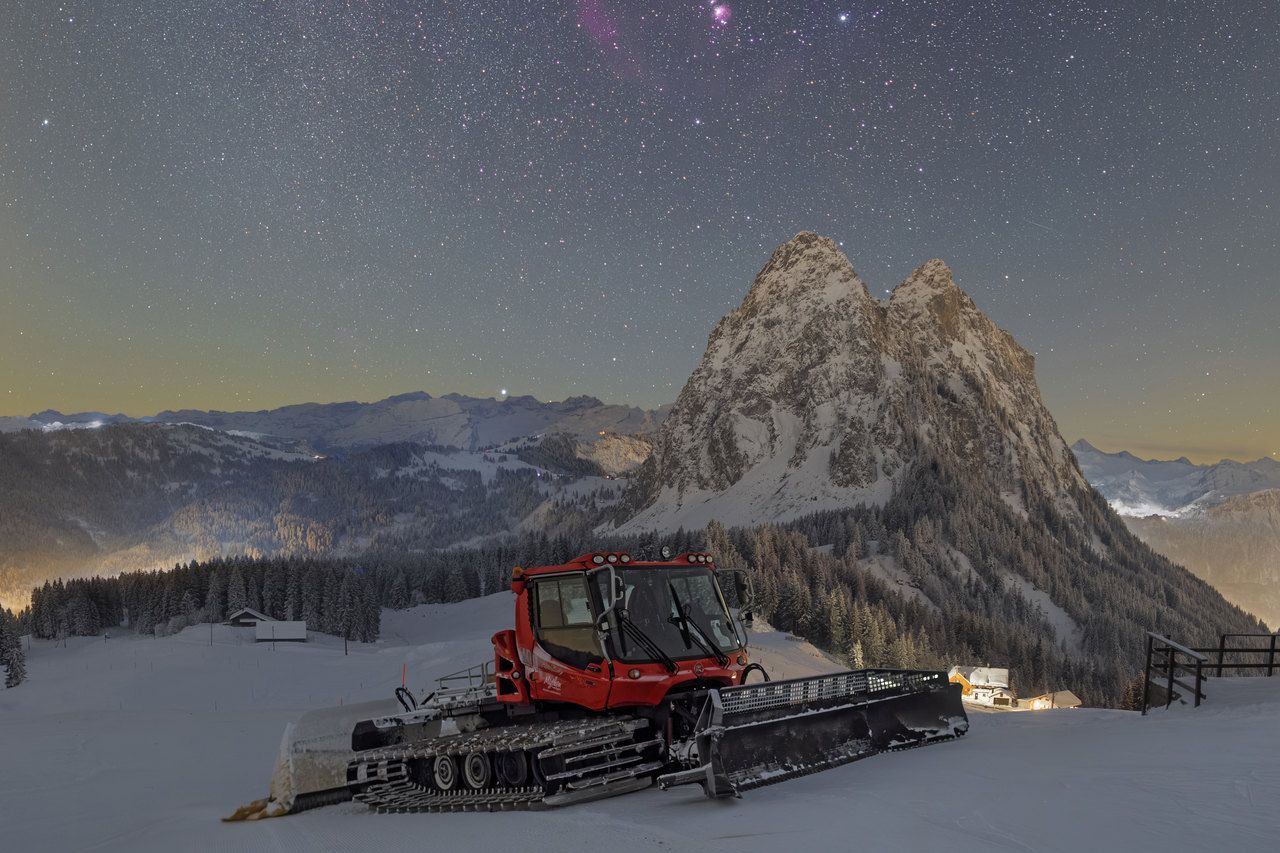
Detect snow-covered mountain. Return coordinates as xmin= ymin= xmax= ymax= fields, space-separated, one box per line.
xmin=0 ymin=423 xmax=622 ymax=611
xmin=1073 ymin=441 xmax=1280 ymax=627
xmin=610 ymin=232 xmax=1265 ymax=680
xmin=622 ymin=232 xmax=1083 ymax=531
xmin=2 ymin=392 xmax=668 ymax=453
xmin=1072 ymin=440 xmax=1280 ymax=517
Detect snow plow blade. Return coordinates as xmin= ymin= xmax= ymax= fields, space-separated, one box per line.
xmin=224 ymin=699 xmax=402 ymax=821
xmin=658 ymin=669 xmax=967 ymax=798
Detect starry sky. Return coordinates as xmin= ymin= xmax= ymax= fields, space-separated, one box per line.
xmin=2 ymin=1 xmax=1276 ymax=462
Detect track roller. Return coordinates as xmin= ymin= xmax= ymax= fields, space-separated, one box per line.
xmin=463 ymin=752 xmax=493 ymax=789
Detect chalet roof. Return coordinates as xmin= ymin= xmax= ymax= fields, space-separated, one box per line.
xmin=948 ymin=665 xmax=1010 ymax=688
xmin=1029 ymin=690 xmax=1083 ymax=708
xmin=227 ymin=607 xmax=273 ymax=623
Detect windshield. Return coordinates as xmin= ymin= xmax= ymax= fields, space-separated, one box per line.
xmin=597 ymin=567 xmax=740 ymax=663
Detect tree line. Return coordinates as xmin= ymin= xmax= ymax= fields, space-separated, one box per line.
xmin=25 ymin=557 xmax=381 ymax=644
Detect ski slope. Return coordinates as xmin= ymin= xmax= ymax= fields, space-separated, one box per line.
xmin=2 ymin=594 xmax=1277 ymax=852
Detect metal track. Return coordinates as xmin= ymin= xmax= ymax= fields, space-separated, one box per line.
xmin=349 ymin=716 xmax=661 ymax=813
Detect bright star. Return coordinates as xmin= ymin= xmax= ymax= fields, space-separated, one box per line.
xmin=839 ymin=12 xmax=850 ymax=23
xmin=41 ymin=118 xmax=50 ymax=126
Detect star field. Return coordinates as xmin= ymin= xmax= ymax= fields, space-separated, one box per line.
xmin=1 ymin=1 xmax=1277 ymax=461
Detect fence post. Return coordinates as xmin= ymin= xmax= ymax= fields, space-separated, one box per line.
xmin=1142 ymin=634 xmax=1153 ymax=716
xmin=1269 ymin=635 xmax=1277 ymax=677
xmin=1165 ymin=645 xmax=1175 ymax=709
xmin=1217 ymin=634 xmax=1226 ymax=677
xmin=1194 ymin=658 xmax=1202 ymax=708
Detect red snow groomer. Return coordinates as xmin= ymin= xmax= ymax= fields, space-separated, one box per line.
xmin=229 ymin=551 xmax=967 ymax=819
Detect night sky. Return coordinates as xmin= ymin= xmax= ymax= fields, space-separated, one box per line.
xmin=2 ymin=1 xmax=1276 ymax=461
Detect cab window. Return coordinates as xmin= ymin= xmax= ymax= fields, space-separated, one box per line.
xmin=532 ymin=576 xmax=600 ymax=669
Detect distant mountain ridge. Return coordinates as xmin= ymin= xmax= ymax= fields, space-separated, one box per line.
xmin=1 ymin=392 xmax=669 ymax=453
xmin=0 ymin=422 xmax=622 ymax=611
xmin=1072 ymin=439 xmax=1280 ymax=517
xmin=1073 ymin=440 xmax=1280 ymax=628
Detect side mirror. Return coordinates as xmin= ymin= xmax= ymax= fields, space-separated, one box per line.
xmin=717 ymin=567 xmax=756 ymax=639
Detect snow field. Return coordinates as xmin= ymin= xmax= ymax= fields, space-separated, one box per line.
xmin=2 ymin=594 xmax=1278 ymax=852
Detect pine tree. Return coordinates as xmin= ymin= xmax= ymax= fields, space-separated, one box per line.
xmin=302 ymin=565 xmax=323 ymax=628
xmin=205 ymin=569 xmax=228 ymax=622
xmin=1 ymin=610 xmax=27 ymax=687
xmin=262 ymin=564 xmax=285 ymax=619
xmin=389 ymin=570 xmax=410 ymax=610
xmin=283 ymin=571 xmax=299 ymax=621
xmin=227 ymin=568 xmax=247 ymax=615
xmin=848 ymin=639 xmax=865 ymax=669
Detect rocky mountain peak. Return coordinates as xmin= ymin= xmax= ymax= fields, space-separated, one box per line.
xmin=891 ymin=258 xmax=956 ymax=297
xmin=619 ymin=233 xmax=1085 ymax=532
xmin=887 ymin=258 xmax=974 ymax=338
xmin=738 ymin=231 xmax=871 ymax=314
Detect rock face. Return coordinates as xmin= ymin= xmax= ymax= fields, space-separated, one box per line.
xmin=621 ymin=232 xmax=1084 ymax=531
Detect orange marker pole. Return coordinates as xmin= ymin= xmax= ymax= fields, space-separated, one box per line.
xmin=402 ymin=661 xmax=407 ymax=688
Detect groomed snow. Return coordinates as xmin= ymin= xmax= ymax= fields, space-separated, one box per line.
xmin=2 ymin=595 xmax=1278 ymax=852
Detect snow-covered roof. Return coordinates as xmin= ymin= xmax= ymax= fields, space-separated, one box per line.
xmin=949 ymin=666 xmax=1010 ymax=688
xmin=1028 ymin=690 xmax=1082 ymax=708
xmin=227 ymin=607 xmax=272 ymax=623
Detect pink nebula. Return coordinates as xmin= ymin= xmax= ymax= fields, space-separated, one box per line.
xmin=712 ymin=4 xmax=732 ymax=27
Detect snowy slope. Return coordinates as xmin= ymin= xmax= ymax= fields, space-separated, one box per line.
xmin=3 ymin=595 xmax=1279 ymax=852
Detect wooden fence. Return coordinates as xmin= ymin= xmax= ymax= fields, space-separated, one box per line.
xmin=1141 ymin=631 xmax=1279 ymax=715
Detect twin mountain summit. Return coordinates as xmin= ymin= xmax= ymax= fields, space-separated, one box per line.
xmin=1 ymin=233 xmax=1272 ymax=697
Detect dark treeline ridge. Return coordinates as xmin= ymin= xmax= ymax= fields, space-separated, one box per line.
xmin=15 ymin=457 xmax=1262 ymax=706
xmin=26 ymin=557 xmax=382 ymax=644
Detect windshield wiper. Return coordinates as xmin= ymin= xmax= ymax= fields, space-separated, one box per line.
xmin=616 ymin=611 xmax=678 ymax=674
xmin=668 ymin=582 xmax=730 ymax=667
